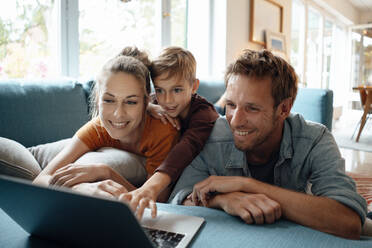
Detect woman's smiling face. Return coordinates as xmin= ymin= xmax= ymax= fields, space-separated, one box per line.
xmin=98 ymin=71 xmax=146 ymax=144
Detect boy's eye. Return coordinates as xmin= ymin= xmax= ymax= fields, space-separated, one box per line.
xmin=155 ymin=88 xmax=163 ymax=94
xmin=174 ymin=88 xmax=183 ymax=93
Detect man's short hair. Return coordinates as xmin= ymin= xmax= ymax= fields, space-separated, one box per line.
xmin=151 ymin=46 xmax=196 ymax=84
xmin=225 ymin=49 xmax=298 ymax=107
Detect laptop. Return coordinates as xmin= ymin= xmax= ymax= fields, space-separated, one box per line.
xmin=0 ymin=175 xmax=204 ymax=248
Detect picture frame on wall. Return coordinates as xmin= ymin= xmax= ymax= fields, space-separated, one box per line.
xmin=265 ymin=30 xmax=287 ymax=60
xmin=249 ymin=0 xmax=283 ymax=46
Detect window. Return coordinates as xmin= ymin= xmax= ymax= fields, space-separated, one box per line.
xmin=290 ymin=0 xmax=348 ymax=93
xmin=306 ymin=7 xmax=323 ymax=88
xmin=78 ymin=0 xmax=159 ymax=78
xmin=290 ymin=0 xmax=305 ymax=83
xmin=1 ymin=0 xmax=224 ymax=80
xmin=0 ymin=0 xmax=58 ymax=78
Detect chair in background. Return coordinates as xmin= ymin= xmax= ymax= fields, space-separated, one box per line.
xmin=353 ymin=86 xmax=372 ymax=142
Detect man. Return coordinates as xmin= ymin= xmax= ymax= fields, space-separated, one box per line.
xmin=169 ymin=49 xmax=367 ymax=239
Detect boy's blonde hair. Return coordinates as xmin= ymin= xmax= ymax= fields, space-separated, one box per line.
xmin=151 ymin=46 xmax=196 ymax=84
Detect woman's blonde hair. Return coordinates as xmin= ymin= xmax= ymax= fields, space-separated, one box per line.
xmin=90 ymin=47 xmax=151 ymax=117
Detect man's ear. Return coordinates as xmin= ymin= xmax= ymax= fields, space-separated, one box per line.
xmin=277 ymin=97 xmax=293 ymax=120
xmin=192 ymin=79 xmax=200 ymax=94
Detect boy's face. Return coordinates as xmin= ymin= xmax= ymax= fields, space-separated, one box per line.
xmin=153 ymin=74 xmax=199 ymax=119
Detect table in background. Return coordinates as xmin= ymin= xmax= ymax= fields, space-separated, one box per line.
xmin=1 ymin=203 xmax=372 ymax=248
xmin=353 ymin=86 xmax=372 ymax=142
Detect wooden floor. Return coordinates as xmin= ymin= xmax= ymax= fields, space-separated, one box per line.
xmin=334 ymin=109 xmax=372 ymax=176
xmin=341 ymin=148 xmax=372 ymax=175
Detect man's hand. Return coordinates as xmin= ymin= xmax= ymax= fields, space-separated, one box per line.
xmin=191 ymin=176 xmax=246 ymax=206
xmin=50 ymin=164 xmax=110 ymax=187
xmin=71 ymin=179 xmax=128 ymax=199
xmin=119 ymin=188 xmax=157 ymax=220
xmin=147 ymin=103 xmax=180 ymax=130
xmin=211 ymin=192 xmax=281 ymax=224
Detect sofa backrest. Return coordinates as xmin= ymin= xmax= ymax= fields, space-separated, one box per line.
xmin=0 ymin=79 xmax=91 ymax=147
xmin=292 ymin=88 xmax=333 ymax=131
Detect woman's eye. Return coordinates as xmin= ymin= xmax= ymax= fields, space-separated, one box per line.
xmin=127 ymin=101 xmax=137 ymax=105
xmin=155 ymin=88 xmax=163 ymax=94
xmin=103 ymin=99 xmax=114 ymax=103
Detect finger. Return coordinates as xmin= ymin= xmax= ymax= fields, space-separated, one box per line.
xmin=53 ymin=174 xmax=75 ymax=186
xmin=199 ymin=188 xmax=210 ymax=207
xmin=174 ymin=118 xmax=181 ymax=130
xmin=61 ymin=176 xmax=84 ymax=188
xmin=119 ymin=193 xmax=132 ymax=203
xmin=160 ymin=115 xmax=168 ymax=125
xmin=129 ymin=196 xmax=140 ymax=213
xmin=136 ymin=198 xmax=150 ymax=220
xmin=55 ymin=164 xmax=72 ymax=174
xmin=101 ymin=182 xmax=128 ymax=197
xmin=150 ymin=200 xmax=157 ymax=218
xmin=246 ymin=205 xmax=264 ymax=225
xmin=239 ymin=209 xmax=254 ymax=224
xmin=191 ymin=189 xmax=199 ymax=205
xmin=164 ymin=114 xmax=177 ymax=128
xmin=95 ymin=189 xmax=115 ymax=199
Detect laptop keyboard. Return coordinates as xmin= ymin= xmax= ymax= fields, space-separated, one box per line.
xmin=143 ymin=227 xmax=185 ymax=248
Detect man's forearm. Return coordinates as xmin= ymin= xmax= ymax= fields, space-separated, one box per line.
xmin=241 ymin=178 xmax=361 ymax=239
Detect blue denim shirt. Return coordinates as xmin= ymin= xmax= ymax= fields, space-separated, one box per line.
xmin=169 ymin=114 xmax=367 ymax=223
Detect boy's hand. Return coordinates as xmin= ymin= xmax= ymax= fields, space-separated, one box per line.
xmin=147 ymin=103 xmax=180 ymax=130
xmin=119 ymin=188 xmax=157 ymax=220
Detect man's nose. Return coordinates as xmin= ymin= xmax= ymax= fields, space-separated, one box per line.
xmin=230 ymin=107 xmax=245 ymax=127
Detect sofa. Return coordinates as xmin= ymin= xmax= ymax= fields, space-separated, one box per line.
xmin=0 ymin=78 xmax=334 ymax=181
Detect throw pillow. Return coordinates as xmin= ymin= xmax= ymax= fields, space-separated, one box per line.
xmin=28 ymin=138 xmax=71 ymax=169
xmin=29 ymin=139 xmax=147 ymax=187
xmin=74 ymin=147 xmax=147 ymax=187
xmin=0 ymin=137 xmax=41 ymax=180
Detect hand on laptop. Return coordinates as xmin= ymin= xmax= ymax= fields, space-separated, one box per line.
xmin=119 ymin=188 xmax=157 ymax=220
xmin=72 ymin=179 xmax=129 ymax=199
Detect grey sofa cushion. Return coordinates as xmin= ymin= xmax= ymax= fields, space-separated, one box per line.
xmin=0 ymin=137 xmax=41 ymax=180
xmin=0 ymin=79 xmax=90 ymax=147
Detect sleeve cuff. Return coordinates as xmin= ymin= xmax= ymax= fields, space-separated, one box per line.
xmin=168 ymin=187 xmax=193 ymax=205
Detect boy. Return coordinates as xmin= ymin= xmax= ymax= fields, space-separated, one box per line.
xmin=121 ymin=47 xmax=219 ymax=218
xmin=150 ymin=46 xmax=219 ymax=182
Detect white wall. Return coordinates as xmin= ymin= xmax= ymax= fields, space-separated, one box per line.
xmin=360 ymin=11 xmax=372 ymax=24
xmin=225 ymin=0 xmax=292 ymax=66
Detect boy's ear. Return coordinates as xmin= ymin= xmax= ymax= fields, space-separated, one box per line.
xmin=192 ymin=79 xmax=200 ymax=94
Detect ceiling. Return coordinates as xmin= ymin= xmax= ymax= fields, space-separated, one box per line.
xmin=348 ymin=0 xmax=372 ymax=11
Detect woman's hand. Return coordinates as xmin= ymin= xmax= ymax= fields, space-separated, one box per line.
xmin=49 ymin=164 xmax=111 ymax=187
xmin=147 ymin=103 xmax=180 ymax=130
xmin=72 ymin=179 xmax=129 ymax=199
